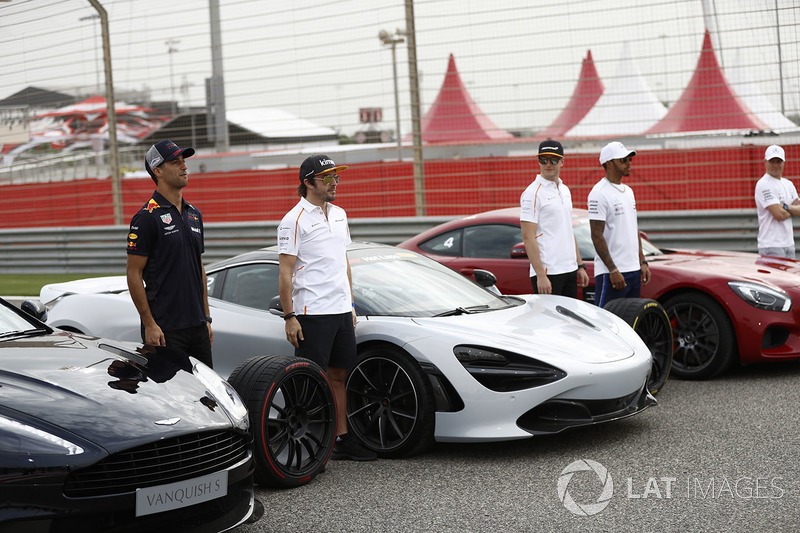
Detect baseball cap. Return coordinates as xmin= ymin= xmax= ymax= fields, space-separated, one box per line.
xmin=599 ymin=141 xmax=636 ymax=165
xmin=765 ymin=145 xmax=785 ymax=161
xmin=537 ymin=140 xmax=564 ymax=158
xmin=145 ymin=140 xmax=195 ymax=181
xmin=299 ymin=155 xmax=349 ymax=183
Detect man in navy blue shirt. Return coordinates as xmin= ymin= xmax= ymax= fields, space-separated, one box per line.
xmin=126 ymin=140 xmax=213 ymax=368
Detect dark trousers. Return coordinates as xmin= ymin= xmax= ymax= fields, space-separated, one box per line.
xmin=142 ymin=323 xmax=213 ymax=368
xmin=594 ymin=271 xmax=642 ymax=308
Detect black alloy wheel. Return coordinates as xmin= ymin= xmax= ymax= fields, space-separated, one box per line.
xmin=663 ymin=293 xmax=736 ymax=380
xmin=346 ymin=345 xmax=435 ymax=458
xmin=228 ymin=355 xmax=337 ymax=488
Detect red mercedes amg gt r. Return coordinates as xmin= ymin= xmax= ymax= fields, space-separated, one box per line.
xmin=399 ymin=207 xmax=800 ymax=380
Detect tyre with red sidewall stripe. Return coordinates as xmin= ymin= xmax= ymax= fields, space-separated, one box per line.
xmin=228 ymin=355 xmax=337 ymax=488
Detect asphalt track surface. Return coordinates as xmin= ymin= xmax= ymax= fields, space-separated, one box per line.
xmin=240 ymin=361 xmax=800 ymax=533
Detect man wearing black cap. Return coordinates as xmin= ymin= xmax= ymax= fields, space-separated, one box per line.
xmin=277 ymin=154 xmax=376 ymax=462
xmin=126 ymin=140 xmax=214 ymax=368
xmin=520 ymin=140 xmax=589 ymax=297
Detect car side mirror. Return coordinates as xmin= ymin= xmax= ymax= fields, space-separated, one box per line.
xmin=268 ymin=295 xmax=283 ymax=316
xmin=510 ymin=242 xmax=527 ymax=259
xmin=21 ymin=299 xmax=47 ymax=322
xmin=473 ymin=269 xmax=497 ymax=288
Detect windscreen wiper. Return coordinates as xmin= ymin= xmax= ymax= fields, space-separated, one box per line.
xmin=433 ymin=305 xmax=490 ymax=317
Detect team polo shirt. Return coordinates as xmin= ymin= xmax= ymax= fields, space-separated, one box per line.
xmin=755 ymin=173 xmax=798 ymax=248
xmin=520 ymin=174 xmax=578 ymax=275
xmin=278 ymin=197 xmax=352 ymax=315
xmin=126 ymin=190 xmax=207 ymax=332
xmin=587 ymin=178 xmax=641 ymax=275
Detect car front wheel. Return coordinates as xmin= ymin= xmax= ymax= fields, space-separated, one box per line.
xmin=604 ymin=298 xmax=673 ymax=394
xmin=346 ymin=345 xmax=435 ymax=458
xmin=663 ymin=293 xmax=736 ymax=380
xmin=228 ymin=355 xmax=337 ymax=488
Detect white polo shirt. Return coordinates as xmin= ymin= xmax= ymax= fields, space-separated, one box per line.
xmin=520 ymin=175 xmax=578 ymax=275
xmin=755 ymin=173 xmax=798 ymax=248
xmin=278 ymin=197 xmax=352 ymax=315
xmin=587 ymin=178 xmax=641 ymax=275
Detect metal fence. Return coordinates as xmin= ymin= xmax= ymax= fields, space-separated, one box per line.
xmin=0 ymin=209 xmax=767 ymax=274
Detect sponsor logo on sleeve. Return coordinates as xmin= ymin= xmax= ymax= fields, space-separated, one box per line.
xmin=145 ymin=199 xmax=160 ymax=213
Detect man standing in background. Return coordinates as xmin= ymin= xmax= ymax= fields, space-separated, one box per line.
xmin=588 ymin=141 xmax=651 ymax=307
xmin=520 ymin=139 xmax=588 ymax=297
xmin=755 ymin=145 xmax=797 ymax=258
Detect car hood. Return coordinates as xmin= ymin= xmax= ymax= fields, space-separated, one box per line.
xmin=653 ymin=249 xmax=800 ymax=288
xmin=410 ymin=295 xmax=639 ymax=363
xmin=40 ymin=275 xmax=128 ymax=304
xmin=0 ymin=332 xmax=236 ymax=453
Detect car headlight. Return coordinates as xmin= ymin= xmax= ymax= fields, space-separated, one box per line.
xmin=193 ymin=362 xmax=249 ymax=430
xmin=453 ymin=345 xmax=566 ymax=392
xmin=728 ymin=281 xmax=792 ymax=312
xmin=0 ymin=414 xmax=84 ymax=455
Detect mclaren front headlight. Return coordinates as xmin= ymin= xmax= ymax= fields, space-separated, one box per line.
xmin=193 ymin=362 xmax=249 ymax=430
xmin=728 ymin=281 xmax=792 ymax=312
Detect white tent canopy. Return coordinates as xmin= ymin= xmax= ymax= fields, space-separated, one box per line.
xmin=726 ymin=49 xmax=798 ymax=133
xmin=566 ymin=42 xmax=667 ymax=138
xmin=226 ymin=108 xmax=337 ymax=138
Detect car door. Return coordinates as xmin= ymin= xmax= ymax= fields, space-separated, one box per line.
xmin=417 ymin=223 xmax=531 ymax=294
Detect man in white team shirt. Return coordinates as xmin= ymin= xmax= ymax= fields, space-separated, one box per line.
xmin=520 ymin=139 xmax=589 ymax=296
xmin=755 ymin=145 xmax=798 ymax=258
xmin=278 ymin=154 xmax=376 ymax=461
xmin=588 ymin=141 xmax=651 ymax=307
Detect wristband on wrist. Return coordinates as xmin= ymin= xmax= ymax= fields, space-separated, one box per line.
xmin=577 ymin=264 xmax=586 ymax=270
xmin=205 ymin=316 xmax=212 ymax=324
xmin=641 ymin=260 xmax=648 ymax=265
xmin=283 ymin=312 xmax=296 ymax=321
xmin=610 ymin=268 xmax=619 ymax=274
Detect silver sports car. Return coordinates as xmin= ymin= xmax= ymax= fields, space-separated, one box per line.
xmin=38 ymin=242 xmax=663 ymax=463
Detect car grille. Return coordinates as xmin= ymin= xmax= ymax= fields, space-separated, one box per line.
xmin=63 ymin=430 xmax=250 ymax=498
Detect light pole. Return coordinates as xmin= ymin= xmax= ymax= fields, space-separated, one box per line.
xmin=79 ymin=14 xmax=101 ymax=94
xmin=165 ymin=39 xmax=180 ymax=115
xmin=379 ymin=29 xmax=405 ymax=161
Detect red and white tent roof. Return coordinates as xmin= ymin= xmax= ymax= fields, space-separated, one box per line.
xmin=33 ymin=95 xmax=153 ymax=120
xmin=647 ymin=30 xmax=769 ymax=135
xmin=566 ymin=42 xmax=667 ymax=138
xmin=413 ymin=54 xmax=513 ymax=143
xmin=537 ymin=50 xmax=604 ymax=139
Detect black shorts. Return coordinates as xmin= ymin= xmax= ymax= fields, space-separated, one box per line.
xmin=142 ymin=323 xmax=213 ymax=369
xmin=531 ymin=270 xmax=578 ymax=298
xmin=295 ymin=312 xmax=356 ymax=370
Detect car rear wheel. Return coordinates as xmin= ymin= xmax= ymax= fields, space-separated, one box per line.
xmin=603 ymin=298 xmax=673 ymax=394
xmin=228 ymin=355 xmax=337 ymax=488
xmin=663 ymin=293 xmax=736 ymax=380
xmin=346 ymin=345 xmax=435 ymax=458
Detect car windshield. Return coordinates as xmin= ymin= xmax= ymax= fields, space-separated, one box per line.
xmin=0 ymin=302 xmax=44 ymax=338
xmin=573 ymin=217 xmax=662 ymax=261
xmin=349 ymin=248 xmax=516 ymax=317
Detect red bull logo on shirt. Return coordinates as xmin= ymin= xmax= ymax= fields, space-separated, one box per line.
xmin=145 ymin=199 xmax=160 ymax=213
